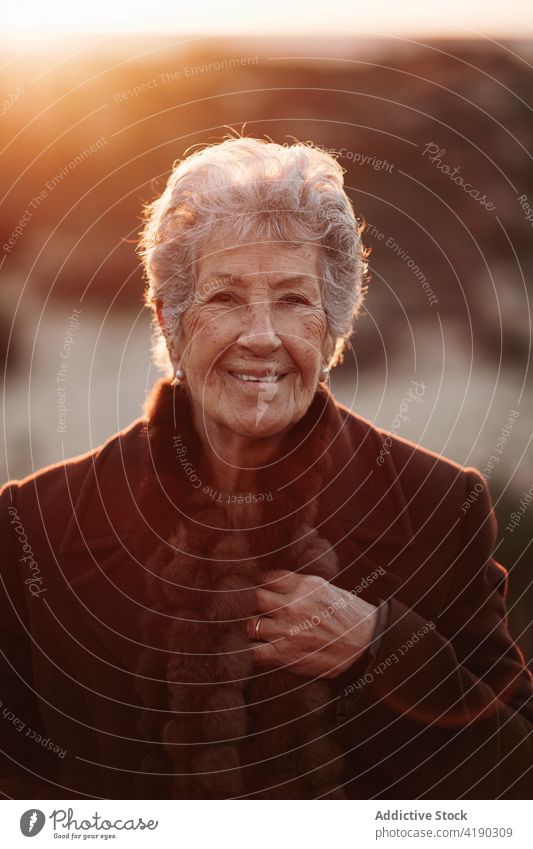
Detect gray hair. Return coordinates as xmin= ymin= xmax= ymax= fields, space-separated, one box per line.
xmin=137 ymin=136 xmax=368 ymax=374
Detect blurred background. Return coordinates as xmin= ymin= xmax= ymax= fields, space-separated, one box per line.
xmin=1 ymin=1 xmax=532 ymax=660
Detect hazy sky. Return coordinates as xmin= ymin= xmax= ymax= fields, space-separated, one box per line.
xmin=4 ymin=0 xmax=533 ymax=36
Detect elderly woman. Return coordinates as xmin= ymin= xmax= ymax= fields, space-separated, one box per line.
xmin=1 ymin=138 xmax=531 ymax=801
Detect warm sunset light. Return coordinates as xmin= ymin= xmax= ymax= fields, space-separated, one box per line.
xmin=2 ymin=0 xmax=533 ymax=814
xmin=2 ymin=0 xmax=533 ymax=35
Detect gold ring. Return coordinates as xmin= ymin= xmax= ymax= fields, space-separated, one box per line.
xmin=254 ymin=616 xmax=263 ymax=641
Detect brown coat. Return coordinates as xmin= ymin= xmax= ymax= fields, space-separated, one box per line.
xmin=1 ymin=380 xmax=531 ymax=799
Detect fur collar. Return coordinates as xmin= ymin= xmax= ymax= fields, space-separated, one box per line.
xmin=133 ymin=378 xmax=348 ymax=799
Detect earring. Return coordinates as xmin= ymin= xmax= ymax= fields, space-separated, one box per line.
xmin=172 ymin=367 xmax=185 ymax=385
xmin=320 ymin=365 xmax=330 ymax=381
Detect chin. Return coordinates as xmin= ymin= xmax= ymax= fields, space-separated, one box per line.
xmin=216 ymin=394 xmax=297 ymax=437
xmin=225 ymin=411 xmax=292 ymax=440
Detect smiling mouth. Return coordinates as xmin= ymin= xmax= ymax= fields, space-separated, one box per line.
xmin=227 ymin=370 xmax=288 ymax=384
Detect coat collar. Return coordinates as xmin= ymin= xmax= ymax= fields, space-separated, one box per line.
xmin=58 ymin=379 xmax=414 ymax=564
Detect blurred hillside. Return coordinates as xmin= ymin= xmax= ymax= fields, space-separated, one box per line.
xmin=1 ymin=37 xmax=532 ymax=341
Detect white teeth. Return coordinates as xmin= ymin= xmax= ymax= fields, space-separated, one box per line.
xmin=232 ymin=373 xmax=280 ymax=382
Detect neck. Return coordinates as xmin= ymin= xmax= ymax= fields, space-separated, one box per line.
xmin=141 ymin=378 xmax=339 ymax=548
xmin=192 ymin=407 xmax=286 ymax=494
xmin=143 ymin=379 xmax=334 ymax=514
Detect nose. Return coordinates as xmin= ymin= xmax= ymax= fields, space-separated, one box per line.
xmin=236 ymin=299 xmax=282 ymax=356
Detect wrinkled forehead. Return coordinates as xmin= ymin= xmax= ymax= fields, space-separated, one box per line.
xmin=195 ymin=235 xmax=322 ymax=285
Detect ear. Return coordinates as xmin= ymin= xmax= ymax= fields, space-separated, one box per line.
xmin=156 ymin=301 xmax=187 ymax=370
xmin=155 ymin=300 xmax=165 ymax=334
xmin=323 ymin=331 xmax=336 ymax=366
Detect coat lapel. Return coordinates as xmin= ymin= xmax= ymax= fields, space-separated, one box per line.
xmin=313 ymin=395 xmax=415 ymax=604
xmin=57 ymin=417 xmax=146 ymax=562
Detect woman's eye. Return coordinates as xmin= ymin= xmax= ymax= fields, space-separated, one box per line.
xmin=209 ymin=291 xmax=235 ymax=304
xmin=281 ymin=294 xmax=308 ymax=305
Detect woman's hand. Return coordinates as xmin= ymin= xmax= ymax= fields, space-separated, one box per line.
xmin=247 ymin=569 xmax=379 ymax=679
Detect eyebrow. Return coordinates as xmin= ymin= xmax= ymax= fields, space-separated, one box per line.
xmin=204 ymin=273 xmax=314 ymax=287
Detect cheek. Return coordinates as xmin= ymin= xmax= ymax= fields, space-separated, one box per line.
xmin=182 ymin=307 xmax=210 ymax=341
xmin=298 ymin=314 xmax=329 ymax=362
xmin=182 ymin=308 xmax=230 ymax=365
xmin=303 ymin=312 xmax=328 ymax=338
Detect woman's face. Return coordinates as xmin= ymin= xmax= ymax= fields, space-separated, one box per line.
xmin=170 ymin=238 xmax=333 ymax=442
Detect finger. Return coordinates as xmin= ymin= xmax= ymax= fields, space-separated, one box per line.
xmin=256 ymin=587 xmax=291 ymax=614
xmin=247 ymin=615 xmax=284 ymax=642
xmin=260 ymin=569 xmax=298 ymax=592
xmin=251 ymin=640 xmax=281 ymax=668
xmin=246 ymin=615 xmax=260 ymax=641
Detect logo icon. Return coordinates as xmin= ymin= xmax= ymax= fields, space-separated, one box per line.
xmin=20 ymin=809 xmax=46 ymax=837
xmin=256 ymin=366 xmax=280 ymax=425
